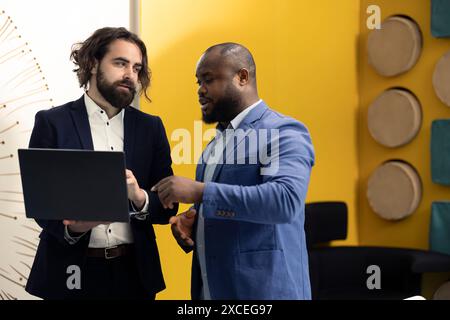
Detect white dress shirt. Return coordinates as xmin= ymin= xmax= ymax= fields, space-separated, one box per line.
xmin=65 ymin=93 xmax=149 ymax=248
xmin=196 ymin=99 xmax=262 ymax=299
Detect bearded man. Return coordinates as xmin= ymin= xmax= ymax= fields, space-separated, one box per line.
xmin=25 ymin=27 xmax=177 ymax=300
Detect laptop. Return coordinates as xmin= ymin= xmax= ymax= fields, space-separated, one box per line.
xmin=18 ymin=148 xmax=130 ymax=222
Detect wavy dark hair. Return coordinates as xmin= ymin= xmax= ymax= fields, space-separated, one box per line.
xmin=70 ymin=27 xmax=151 ymax=101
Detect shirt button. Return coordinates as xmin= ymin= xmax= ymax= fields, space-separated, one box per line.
xmin=107 ymin=122 xmax=109 ymax=126
xmin=100 ymin=110 xmax=104 ymax=114
xmin=111 ymin=146 xmax=114 ymax=150
xmin=108 ymin=229 xmax=111 ymax=233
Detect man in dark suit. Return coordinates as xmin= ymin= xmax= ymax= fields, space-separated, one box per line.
xmin=25 ymin=27 xmax=177 ymax=299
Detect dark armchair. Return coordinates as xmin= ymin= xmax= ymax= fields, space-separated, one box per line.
xmin=305 ymin=201 xmax=450 ymax=299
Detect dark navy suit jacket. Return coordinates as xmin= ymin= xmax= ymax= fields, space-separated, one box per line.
xmin=25 ymin=96 xmax=177 ymax=299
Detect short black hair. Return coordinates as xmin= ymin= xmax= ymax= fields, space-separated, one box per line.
xmin=205 ymin=42 xmax=256 ymax=85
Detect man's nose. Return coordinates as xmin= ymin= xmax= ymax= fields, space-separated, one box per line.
xmin=123 ymin=65 xmax=137 ymax=81
xmin=198 ymin=84 xmax=206 ymax=96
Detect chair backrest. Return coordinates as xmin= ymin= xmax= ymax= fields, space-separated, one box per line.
xmin=304 ymin=201 xmax=348 ymax=248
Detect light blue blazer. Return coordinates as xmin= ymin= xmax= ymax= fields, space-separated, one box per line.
xmin=191 ymin=100 xmax=315 ymax=300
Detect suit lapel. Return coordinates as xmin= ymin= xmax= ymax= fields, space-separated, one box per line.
xmin=196 ymin=138 xmax=215 ymax=182
xmin=69 ymin=96 xmax=94 ymax=150
xmin=196 ymin=162 xmax=206 ymax=182
xmin=210 ymin=101 xmax=268 ymax=182
xmin=123 ymin=107 xmax=136 ymax=169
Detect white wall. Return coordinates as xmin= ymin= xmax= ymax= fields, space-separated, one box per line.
xmin=0 ymin=0 xmax=131 ymax=299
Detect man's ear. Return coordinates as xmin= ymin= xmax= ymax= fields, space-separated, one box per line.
xmin=237 ymin=68 xmax=250 ymax=86
xmin=91 ymin=60 xmax=99 ymax=75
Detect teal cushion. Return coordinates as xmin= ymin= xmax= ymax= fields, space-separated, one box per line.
xmin=430 ymin=202 xmax=450 ymax=255
xmin=432 ymin=0 xmax=450 ymax=38
xmin=431 ymin=120 xmax=450 ymax=185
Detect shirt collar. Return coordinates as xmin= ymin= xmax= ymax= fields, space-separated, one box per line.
xmin=218 ymin=99 xmax=262 ymax=131
xmin=84 ymin=93 xmax=124 ymax=121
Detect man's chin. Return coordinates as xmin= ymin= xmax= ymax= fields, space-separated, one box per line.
xmin=110 ymin=93 xmax=134 ymax=109
xmin=107 ymin=99 xmax=132 ymax=109
xmin=202 ymin=114 xmax=218 ymax=124
xmin=202 ymin=119 xmax=216 ymax=124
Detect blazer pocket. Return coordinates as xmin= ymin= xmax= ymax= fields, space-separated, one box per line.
xmin=239 ymin=249 xmax=283 ymax=269
xmin=237 ymin=250 xmax=296 ymax=299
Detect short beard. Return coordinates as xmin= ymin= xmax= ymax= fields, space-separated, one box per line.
xmin=96 ymin=70 xmax=136 ymax=109
xmin=202 ymin=85 xmax=242 ymax=124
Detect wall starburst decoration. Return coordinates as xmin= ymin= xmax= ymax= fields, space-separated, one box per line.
xmin=0 ymin=9 xmax=54 ymax=300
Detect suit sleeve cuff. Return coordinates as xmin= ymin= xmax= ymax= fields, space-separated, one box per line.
xmin=64 ymin=225 xmax=86 ymax=245
xmin=201 ymin=182 xmax=218 ymax=218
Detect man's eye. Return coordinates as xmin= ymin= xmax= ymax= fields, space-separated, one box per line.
xmin=197 ymin=78 xmax=213 ymax=86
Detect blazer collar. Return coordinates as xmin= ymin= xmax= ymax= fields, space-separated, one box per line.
xmin=69 ymin=96 xmax=94 ymax=150
xmin=123 ymin=105 xmax=136 ymax=168
xmin=235 ymin=100 xmax=268 ymax=130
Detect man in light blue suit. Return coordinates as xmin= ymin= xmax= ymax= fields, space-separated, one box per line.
xmin=152 ymin=43 xmax=315 ymax=300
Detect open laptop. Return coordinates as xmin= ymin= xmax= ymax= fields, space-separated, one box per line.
xmin=18 ymin=148 xmax=130 ymax=222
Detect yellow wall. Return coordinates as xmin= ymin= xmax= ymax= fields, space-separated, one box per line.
xmin=358 ymin=0 xmax=450 ymax=249
xmin=141 ymin=0 xmax=360 ymax=299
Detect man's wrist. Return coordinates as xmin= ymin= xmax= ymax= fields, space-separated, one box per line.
xmin=132 ymin=189 xmax=149 ymax=212
xmin=195 ymin=182 xmax=205 ymax=203
xmin=132 ymin=189 xmax=146 ymax=210
xmin=67 ymin=226 xmax=85 ymax=237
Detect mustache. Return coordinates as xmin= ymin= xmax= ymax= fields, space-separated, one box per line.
xmin=199 ymin=96 xmax=212 ymax=103
xmin=115 ymin=80 xmax=136 ymax=91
